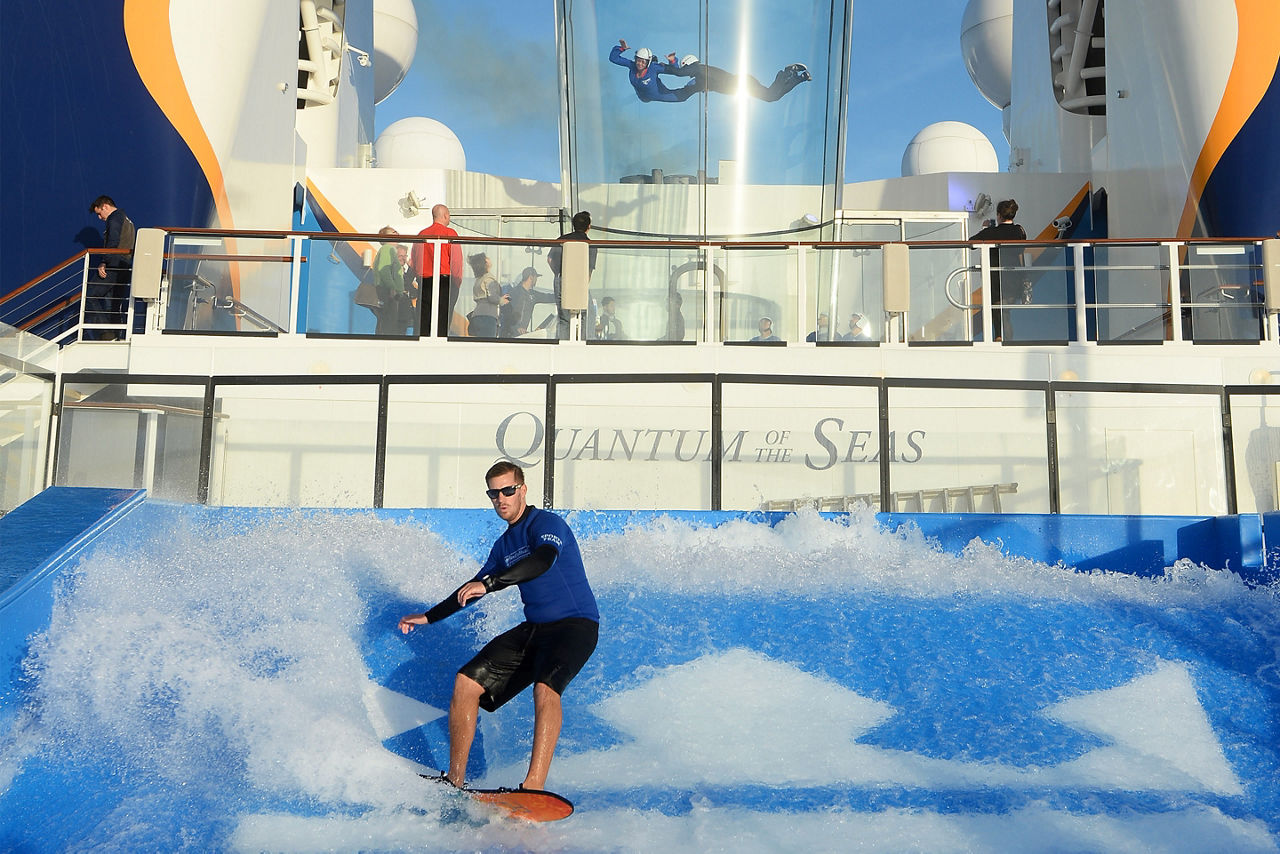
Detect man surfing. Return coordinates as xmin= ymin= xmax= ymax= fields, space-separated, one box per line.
xmin=398 ymin=462 xmax=599 ymax=793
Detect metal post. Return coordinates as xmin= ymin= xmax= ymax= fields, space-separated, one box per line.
xmin=978 ymin=245 xmax=994 ymax=343
xmin=796 ymin=243 xmax=807 ymax=342
xmin=196 ymin=379 xmax=216 ymax=504
xmin=124 ymin=281 xmax=136 ymax=341
xmin=141 ymin=410 xmax=159 ymax=491
xmin=288 ymin=235 xmax=304 ymax=335
xmin=430 ymin=238 xmax=443 ymax=338
xmin=543 ymin=378 xmax=556 ymax=507
xmin=1221 ymin=390 xmax=1238 ymax=516
xmin=1045 ymin=386 xmax=1060 ymax=513
xmin=78 ymin=254 xmax=90 ymax=342
xmin=878 ymin=381 xmax=891 ymax=511
xmin=1167 ymin=242 xmax=1184 ymax=342
xmin=711 ymin=376 xmax=722 ymax=510
xmin=373 ymin=379 xmax=389 ymax=508
xmin=1071 ymin=243 xmax=1089 ymax=344
xmin=703 ymin=244 xmax=716 ymax=343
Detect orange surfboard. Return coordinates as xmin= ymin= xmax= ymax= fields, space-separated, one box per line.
xmin=466 ymin=787 xmax=574 ymax=822
xmin=422 ymin=775 xmax=574 ymax=822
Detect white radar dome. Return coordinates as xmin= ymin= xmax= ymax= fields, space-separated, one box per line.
xmin=901 ymin=121 xmax=999 ymax=176
xmin=961 ymin=0 xmax=1014 ymax=110
xmin=375 ymin=117 xmax=466 ymax=171
xmin=372 ymin=0 xmax=418 ymax=104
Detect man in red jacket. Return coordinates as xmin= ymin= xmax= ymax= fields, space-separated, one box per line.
xmin=412 ymin=204 xmax=464 ymax=337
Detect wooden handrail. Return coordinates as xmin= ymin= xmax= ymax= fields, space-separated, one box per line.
xmin=3 ymin=248 xmax=131 ymax=307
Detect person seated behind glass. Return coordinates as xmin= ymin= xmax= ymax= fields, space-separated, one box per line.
xmin=841 ymin=312 xmax=872 ymax=341
xmin=805 ymin=313 xmax=830 ymax=342
xmin=750 ymin=316 xmax=781 ymax=342
xmin=596 ymin=296 xmax=625 ymax=340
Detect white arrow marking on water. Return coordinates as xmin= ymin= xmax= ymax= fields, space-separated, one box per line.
xmin=362 ymin=683 xmax=446 ymax=741
xmin=492 ymin=649 xmax=1242 ymax=795
xmin=1041 ymin=660 xmax=1243 ymax=795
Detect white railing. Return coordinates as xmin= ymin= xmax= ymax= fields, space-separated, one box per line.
xmin=146 ymin=231 xmax=1275 ymax=348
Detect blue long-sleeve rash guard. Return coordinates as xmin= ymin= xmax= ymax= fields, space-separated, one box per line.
xmin=424 ymin=506 xmax=599 ymax=625
xmin=609 ymin=45 xmax=687 ymax=103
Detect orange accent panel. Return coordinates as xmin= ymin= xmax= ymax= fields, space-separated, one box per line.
xmin=305 ymin=180 xmax=375 ymax=258
xmin=1035 ymin=183 xmax=1090 ymax=241
xmin=1177 ymin=0 xmax=1280 ymax=237
xmin=122 ymin=0 xmax=241 ymax=304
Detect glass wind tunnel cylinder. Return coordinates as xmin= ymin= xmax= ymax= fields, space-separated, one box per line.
xmin=557 ymin=0 xmax=852 ymax=241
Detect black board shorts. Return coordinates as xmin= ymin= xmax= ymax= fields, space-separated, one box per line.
xmin=460 ymin=617 xmax=599 ymax=712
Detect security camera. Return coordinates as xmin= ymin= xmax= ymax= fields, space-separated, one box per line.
xmin=1053 ymin=217 xmax=1072 ymax=237
xmin=345 ymin=44 xmax=371 ymax=67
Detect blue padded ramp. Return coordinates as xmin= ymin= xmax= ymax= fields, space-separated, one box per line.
xmin=0 ymin=486 xmax=145 ymax=598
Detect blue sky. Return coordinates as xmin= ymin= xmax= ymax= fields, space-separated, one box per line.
xmin=375 ymin=1 xmax=1007 ymax=185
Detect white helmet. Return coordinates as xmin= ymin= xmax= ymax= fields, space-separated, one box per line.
xmin=681 ymin=54 xmax=699 ymax=67
xmin=634 ymin=47 xmax=654 ymax=62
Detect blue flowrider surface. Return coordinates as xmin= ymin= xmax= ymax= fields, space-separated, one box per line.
xmin=1 ymin=500 xmax=1277 ymax=852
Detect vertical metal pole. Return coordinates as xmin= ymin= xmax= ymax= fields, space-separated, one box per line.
xmin=543 ymin=378 xmax=556 ymax=507
xmin=1072 ymin=243 xmax=1089 ymax=344
xmin=827 ymin=248 xmax=842 ymax=342
xmin=430 ymin=238 xmax=443 ymax=338
xmin=796 ymin=243 xmax=807 ymax=342
xmin=711 ymin=376 xmax=723 ymax=511
xmin=78 ymin=254 xmax=90 ymax=342
xmin=552 ymin=0 xmax=574 ymax=213
xmin=830 ymin=0 xmax=854 ymax=220
xmin=1222 ymin=390 xmax=1239 ymax=516
xmin=1046 ymin=385 xmax=1060 ymax=513
xmin=878 ymin=381 xmax=891 ymax=511
xmin=978 ymin=246 xmax=994 ymax=343
xmin=141 ymin=410 xmax=160 ymax=491
xmin=47 ymin=373 xmax=65 ymax=488
xmin=125 ymin=282 xmax=136 ymax=341
xmin=289 ymin=236 xmax=304 ymax=335
xmin=373 ymin=379 xmax=389 ymax=508
xmin=1167 ymin=242 xmax=1184 ymax=342
xmin=703 ymin=244 xmax=716 ymax=342
xmin=197 ymin=379 xmax=216 ymax=504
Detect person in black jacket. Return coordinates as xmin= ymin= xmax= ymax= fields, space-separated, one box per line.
xmin=88 ymin=195 xmax=135 ymax=340
xmin=970 ymin=199 xmax=1027 ymax=341
xmin=546 ymin=211 xmax=598 ymax=339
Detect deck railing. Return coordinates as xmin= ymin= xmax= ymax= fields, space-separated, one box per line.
xmin=3 ymin=231 xmax=1275 ymax=348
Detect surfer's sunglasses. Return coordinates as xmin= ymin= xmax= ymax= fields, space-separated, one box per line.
xmin=486 ymin=484 xmax=522 ymax=499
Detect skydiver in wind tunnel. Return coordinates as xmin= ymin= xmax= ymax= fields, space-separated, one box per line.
xmin=664 ymin=52 xmax=811 ymax=102
xmin=609 ymin=39 xmax=696 ymax=102
xmin=609 ymin=38 xmax=810 ymax=104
